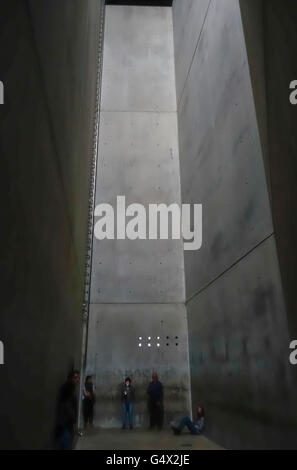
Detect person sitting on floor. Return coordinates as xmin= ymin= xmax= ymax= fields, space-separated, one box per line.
xmin=171 ymin=405 xmax=205 ymax=435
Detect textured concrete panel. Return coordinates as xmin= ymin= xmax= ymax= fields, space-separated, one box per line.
xmin=91 ymin=111 xmax=185 ymax=303
xmin=28 ymin=0 xmax=101 ymax=278
xmin=87 ymin=4 xmax=190 ymax=430
xmin=172 ymin=0 xmax=210 ymax=104
xmin=260 ymin=0 xmax=297 ymax=339
xmin=239 ymin=0 xmax=270 ymax=196
xmin=187 ymin=235 xmax=297 ymax=449
xmin=177 ymin=0 xmax=273 ymax=298
xmin=0 ymin=0 xmax=102 ymax=449
xmin=101 ymin=5 xmax=176 ymax=111
xmin=86 ymin=303 xmax=191 ymax=427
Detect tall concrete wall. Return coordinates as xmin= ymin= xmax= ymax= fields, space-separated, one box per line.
xmin=87 ymin=5 xmax=191 ymax=427
xmin=240 ymin=0 xmax=297 ymax=337
xmin=261 ymin=0 xmax=297 ymax=339
xmin=0 ymin=0 xmax=102 ymax=449
xmin=173 ymin=0 xmax=297 ymax=449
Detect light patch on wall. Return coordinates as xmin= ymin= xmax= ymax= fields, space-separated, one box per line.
xmin=0 ymin=341 xmax=4 ymax=365
xmin=289 ymin=80 xmax=297 ymax=105
xmin=0 ymin=81 xmax=4 ymax=105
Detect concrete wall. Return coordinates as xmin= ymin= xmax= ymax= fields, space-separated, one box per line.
xmin=240 ymin=0 xmax=297 ymax=348
xmin=0 ymin=0 xmax=102 ymax=449
xmin=173 ymin=0 xmax=297 ymax=449
xmin=87 ymin=5 xmax=191 ymax=427
xmin=261 ymin=0 xmax=297 ymax=340
xmin=87 ymin=304 xmax=190 ymax=426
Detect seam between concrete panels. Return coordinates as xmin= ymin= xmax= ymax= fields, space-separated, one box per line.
xmin=100 ymin=110 xmax=177 ymax=114
xmin=185 ymin=232 xmax=275 ymax=305
xmin=89 ymin=302 xmax=187 ymax=305
xmin=177 ymin=0 xmax=212 ymax=111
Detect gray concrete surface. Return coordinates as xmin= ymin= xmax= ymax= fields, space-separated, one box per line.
xmin=172 ymin=0 xmax=210 ymax=104
xmin=86 ymin=304 xmax=191 ymax=427
xmin=87 ymin=5 xmax=190 ymax=428
xmin=101 ymin=5 xmax=176 ymax=112
xmin=76 ymin=428 xmax=223 ymax=450
xmin=0 ymin=0 xmax=102 ymax=449
xmin=172 ymin=0 xmax=297 ymax=449
xmin=239 ymin=0 xmax=270 ymax=197
xmin=28 ymin=0 xmax=102 ymax=279
xmin=91 ymin=111 xmax=184 ymax=303
xmin=260 ymin=0 xmax=297 ymax=339
xmin=187 ymin=235 xmax=296 ymax=449
xmin=1 ymin=0 xmax=296 ymax=451
xmin=174 ymin=0 xmax=273 ymax=299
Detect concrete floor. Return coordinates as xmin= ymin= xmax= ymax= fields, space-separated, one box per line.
xmin=76 ymin=428 xmax=224 ymax=451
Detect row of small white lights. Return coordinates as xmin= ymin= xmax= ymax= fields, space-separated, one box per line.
xmin=138 ymin=336 xmax=160 ymax=348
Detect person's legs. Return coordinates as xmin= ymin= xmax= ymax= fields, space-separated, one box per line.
xmin=128 ymin=402 xmax=134 ymax=428
xmin=85 ymin=401 xmax=92 ymax=426
xmin=60 ymin=427 xmax=72 ymax=450
xmin=156 ymin=404 xmax=163 ymax=430
xmin=122 ymin=402 xmax=128 ymax=428
xmin=151 ymin=402 xmax=157 ymax=428
xmin=83 ymin=402 xmax=88 ymax=429
xmin=89 ymin=402 xmax=94 ymax=426
xmin=148 ymin=401 xmax=155 ymax=428
xmin=178 ymin=417 xmax=197 ymax=434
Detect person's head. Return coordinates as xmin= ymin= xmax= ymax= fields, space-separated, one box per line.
xmin=85 ymin=375 xmax=93 ymax=386
xmin=125 ymin=377 xmax=131 ymax=387
xmin=152 ymin=372 xmax=158 ymax=382
xmin=68 ymin=370 xmax=80 ymax=385
xmin=197 ymin=405 xmax=205 ymax=418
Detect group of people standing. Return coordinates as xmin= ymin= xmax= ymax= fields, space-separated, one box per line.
xmin=55 ymin=370 xmax=205 ymax=450
xmin=121 ymin=372 xmax=164 ymax=430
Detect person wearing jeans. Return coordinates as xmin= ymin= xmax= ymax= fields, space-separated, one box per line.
xmin=121 ymin=377 xmax=135 ymax=429
xmin=171 ymin=405 xmax=205 ymax=435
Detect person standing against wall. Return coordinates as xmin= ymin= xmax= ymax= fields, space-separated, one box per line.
xmin=121 ymin=377 xmax=135 ymax=429
xmin=83 ymin=375 xmax=95 ymax=429
xmin=147 ymin=372 xmax=164 ymax=430
xmin=56 ymin=370 xmax=80 ymax=450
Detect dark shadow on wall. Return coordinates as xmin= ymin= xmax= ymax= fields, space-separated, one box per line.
xmin=0 ymin=0 xmax=101 ymax=449
xmin=240 ymin=0 xmax=297 ymax=341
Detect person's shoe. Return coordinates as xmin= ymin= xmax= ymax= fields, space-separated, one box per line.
xmin=171 ymin=425 xmax=181 ymax=435
xmin=121 ymin=425 xmax=126 ymax=430
xmin=130 ymin=425 xmax=133 ymax=430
